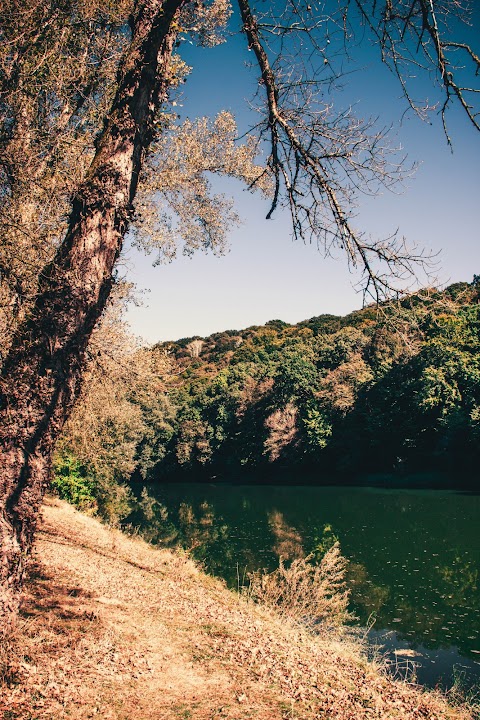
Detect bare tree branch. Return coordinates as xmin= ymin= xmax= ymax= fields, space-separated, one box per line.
xmin=238 ymin=0 xmax=433 ymax=301
xmin=343 ymin=0 xmax=480 ymax=141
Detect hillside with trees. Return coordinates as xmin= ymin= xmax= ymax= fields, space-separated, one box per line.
xmin=54 ymin=279 xmax=480 ymax=519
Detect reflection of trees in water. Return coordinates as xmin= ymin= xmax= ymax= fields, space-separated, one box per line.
xmin=348 ymin=551 xmax=480 ymax=654
xmin=267 ymin=510 xmax=304 ymax=561
xmin=177 ymin=501 xmax=251 ymax=585
xmin=266 ymin=516 xmax=391 ymax=623
xmin=136 ymin=492 xmax=261 ymax=586
xmin=347 ymin=562 xmax=390 ymax=619
xmin=265 ymin=516 xmax=390 ymax=626
xmin=133 ymin=488 xmax=178 ymax=545
xmin=178 ymin=501 xmax=218 ymax=552
xmin=134 ymin=492 xmax=225 ymax=554
xmin=438 ymin=556 xmax=478 ymax=608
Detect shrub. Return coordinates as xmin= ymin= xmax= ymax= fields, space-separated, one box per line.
xmin=52 ymin=449 xmax=134 ymax=527
xmin=52 ymin=452 xmax=97 ymax=512
xmin=95 ymin=478 xmax=134 ymax=528
xmin=248 ymin=542 xmax=351 ymax=629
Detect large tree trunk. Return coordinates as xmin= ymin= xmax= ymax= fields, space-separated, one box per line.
xmin=0 ymin=0 xmax=184 ymax=626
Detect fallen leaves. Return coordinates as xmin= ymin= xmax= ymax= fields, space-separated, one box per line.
xmin=0 ymin=499 xmax=474 ymax=720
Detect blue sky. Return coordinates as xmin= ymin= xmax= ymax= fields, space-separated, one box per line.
xmin=124 ymin=3 xmax=480 ymax=344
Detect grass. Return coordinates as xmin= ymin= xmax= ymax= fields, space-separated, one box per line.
xmin=0 ymin=497 xmax=476 ymax=719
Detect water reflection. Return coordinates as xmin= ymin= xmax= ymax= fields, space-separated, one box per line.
xmin=268 ymin=510 xmax=304 ymax=560
xmin=347 ymin=561 xmax=390 ymax=617
xmin=129 ymin=483 xmax=480 ymax=688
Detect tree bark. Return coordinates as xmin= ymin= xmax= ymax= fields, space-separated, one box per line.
xmin=0 ymin=0 xmax=184 ymax=626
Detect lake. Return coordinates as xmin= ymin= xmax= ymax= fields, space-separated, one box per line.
xmin=132 ymin=482 xmax=480 ymax=690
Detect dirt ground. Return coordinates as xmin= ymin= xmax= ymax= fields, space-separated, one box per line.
xmin=0 ymin=498 xmax=475 ymax=719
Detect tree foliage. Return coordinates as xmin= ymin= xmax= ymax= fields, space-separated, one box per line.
xmin=55 ymin=280 xmax=480 ymax=495
xmin=110 ymin=280 xmax=478 ymax=481
xmin=0 ymin=0 xmax=133 ymax=350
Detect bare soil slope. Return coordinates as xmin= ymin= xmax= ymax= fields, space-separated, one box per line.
xmin=0 ymin=498 xmax=474 ymax=719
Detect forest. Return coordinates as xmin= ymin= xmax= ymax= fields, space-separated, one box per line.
xmin=53 ymin=278 xmax=480 ymax=521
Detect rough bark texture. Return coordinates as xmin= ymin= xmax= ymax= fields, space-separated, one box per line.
xmin=0 ymin=0 xmax=184 ymax=626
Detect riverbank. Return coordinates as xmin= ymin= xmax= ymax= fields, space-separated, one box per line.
xmin=0 ymin=498 xmax=475 ymax=719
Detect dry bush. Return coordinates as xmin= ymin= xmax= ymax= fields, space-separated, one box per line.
xmin=248 ymin=542 xmax=352 ymax=630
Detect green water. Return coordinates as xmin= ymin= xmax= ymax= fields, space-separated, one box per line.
xmin=133 ymin=482 xmax=480 ymax=689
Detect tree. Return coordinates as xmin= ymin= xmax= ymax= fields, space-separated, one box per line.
xmin=55 ymin=288 xmax=176 ymax=521
xmin=0 ymin=0 xmax=478 ymax=624
xmin=0 ymin=0 xmax=186 ymax=622
xmin=0 ymin=1 xmax=132 ymax=352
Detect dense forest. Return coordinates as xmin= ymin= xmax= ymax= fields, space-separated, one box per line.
xmin=54 ymin=278 xmax=480 ymax=518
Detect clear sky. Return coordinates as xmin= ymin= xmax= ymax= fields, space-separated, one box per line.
xmin=124 ymin=3 xmax=480 ymax=344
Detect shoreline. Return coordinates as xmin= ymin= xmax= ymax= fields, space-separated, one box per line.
xmin=1 ymin=498 xmax=475 ymax=719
